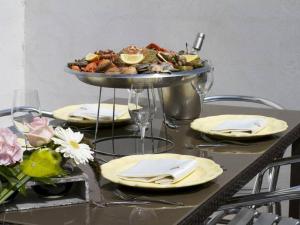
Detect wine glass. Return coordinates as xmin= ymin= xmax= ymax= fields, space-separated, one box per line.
xmin=11 ymin=89 xmax=41 ymax=147
xmin=192 ymin=60 xmax=214 ymax=112
xmin=128 ymin=86 xmax=156 ymax=154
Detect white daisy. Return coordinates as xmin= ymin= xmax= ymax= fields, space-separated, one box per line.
xmin=51 ymin=127 xmax=93 ymax=165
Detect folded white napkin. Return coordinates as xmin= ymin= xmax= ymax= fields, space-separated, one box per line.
xmin=211 ymin=118 xmax=267 ymax=134
xmin=118 ymin=159 xmax=198 ymax=184
xmin=70 ymin=104 xmax=126 ymax=120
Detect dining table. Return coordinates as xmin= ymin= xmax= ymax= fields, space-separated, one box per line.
xmin=1 ymin=103 xmax=300 ymax=225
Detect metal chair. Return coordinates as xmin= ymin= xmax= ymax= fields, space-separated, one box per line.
xmin=206 ymin=155 xmax=300 ymax=225
xmin=203 ymin=94 xmax=285 ymax=212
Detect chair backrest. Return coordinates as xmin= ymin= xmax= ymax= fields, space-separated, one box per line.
xmin=204 ymin=95 xmax=284 ymax=110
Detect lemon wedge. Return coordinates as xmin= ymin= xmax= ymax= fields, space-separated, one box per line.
xmin=85 ymin=53 xmax=99 ymax=62
xmin=177 ymin=66 xmax=193 ymax=71
xmin=182 ymin=54 xmax=200 ymax=63
xmin=120 ymin=54 xmax=144 ymax=65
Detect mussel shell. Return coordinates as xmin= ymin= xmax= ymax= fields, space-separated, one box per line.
xmin=69 ymin=59 xmax=89 ymax=67
xmin=136 ymin=63 xmax=151 ymax=72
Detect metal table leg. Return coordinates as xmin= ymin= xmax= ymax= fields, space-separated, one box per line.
xmin=290 ymin=138 xmax=300 ymax=218
xmin=147 ymin=88 xmax=155 ymax=153
xmin=93 ymin=87 xmax=174 ymax=157
xmin=93 ymin=87 xmax=102 ymax=148
xmin=112 ymin=88 xmax=116 ymax=155
xmin=158 ymin=88 xmax=169 ymax=152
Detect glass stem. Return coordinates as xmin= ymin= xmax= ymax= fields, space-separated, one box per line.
xmin=140 ymin=125 xmax=146 ymax=140
xmin=141 ymin=138 xmax=145 ymax=155
xmin=199 ymin=91 xmax=205 ymax=116
xmin=139 ymin=125 xmax=146 ymax=154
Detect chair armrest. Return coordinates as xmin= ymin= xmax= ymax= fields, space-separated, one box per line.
xmin=0 ymin=107 xmax=53 ymax=118
xmin=260 ymin=156 xmax=300 ymax=175
xmin=0 ymin=108 xmax=11 ymax=117
xmin=220 ymin=186 xmax=300 ymax=211
xmin=40 ymin=110 xmax=54 ymax=118
xmin=253 ymin=156 xmax=300 ymax=193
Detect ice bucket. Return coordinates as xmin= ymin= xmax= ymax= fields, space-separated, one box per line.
xmin=160 ymin=62 xmax=213 ymax=120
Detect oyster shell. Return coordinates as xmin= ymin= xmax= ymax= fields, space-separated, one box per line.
xmin=120 ymin=66 xmax=137 ymax=75
xmin=141 ymin=49 xmax=159 ymax=64
xmin=105 ymin=66 xmax=121 ymax=75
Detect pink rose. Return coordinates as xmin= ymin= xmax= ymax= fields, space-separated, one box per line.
xmin=27 ymin=117 xmax=49 ymax=130
xmin=25 ymin=117 xmax=54 ymax=147
xmin=0 ymin=128 xmax=23 ymax=165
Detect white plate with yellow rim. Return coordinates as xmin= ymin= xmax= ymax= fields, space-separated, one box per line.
xmin=101 ymin=153 xmax=223 ymax=189
xmin=191 ymin=115 xmax=288 ymax=139
xmin=53 ymin=103 xmax=131 ymax=125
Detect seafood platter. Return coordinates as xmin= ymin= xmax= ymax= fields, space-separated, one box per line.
xmin=66 ymin=43 xmax=211 ymax=88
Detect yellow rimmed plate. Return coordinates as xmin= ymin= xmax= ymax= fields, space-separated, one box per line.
xmin=191 ymin=115 xmax=288 ymax=139
xmin=101 ymin=153 xmax=223 ymax=189
xmin=53 ymin=103 xmax=131 ymax=125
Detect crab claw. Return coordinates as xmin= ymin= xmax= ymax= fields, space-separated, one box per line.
xmin=146 ymin=43 xmax=169 ymax=52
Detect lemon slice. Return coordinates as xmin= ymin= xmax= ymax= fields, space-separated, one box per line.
xmin=120 ymin=54 xmax=144 ymax=65
xmin=182 ymin=54 xmax=199 ymax=63
xmin=177 ymin=66 xmax=193 ymax=71
xmin=85 ymin=53 xmax=99 ymax=62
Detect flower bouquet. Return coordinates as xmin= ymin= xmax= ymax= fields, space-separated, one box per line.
xmin=0 ymin=117 xmax=96 ymax=204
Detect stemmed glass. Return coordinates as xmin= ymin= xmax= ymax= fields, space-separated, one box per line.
xmin=11 ymin=89 xmax=41 ymax=148
xmin=128 ymin=86 xmax=156 ymax=154
xmin=192 ymin=60 xmax=214 ymax=112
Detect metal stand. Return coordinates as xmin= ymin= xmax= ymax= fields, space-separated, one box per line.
xmin=94 ymin=135 xmax=174 ymax=157
xmin=92 ymin=87 xmax=174 ymax=158
xmin=65 ymin=63 xmax=211 ymax=160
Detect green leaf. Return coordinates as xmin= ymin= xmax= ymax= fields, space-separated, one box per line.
xmin=20 ymin=148 xmax=66 ymax=178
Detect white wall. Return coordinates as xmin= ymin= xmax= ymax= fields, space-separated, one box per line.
xmin=24 ymin=0 xmax=300 ymax=111
xmin=0 ymin=0 xmax=25 ymax=127
xmin=0 ymin=0 xmax=25 ymax=108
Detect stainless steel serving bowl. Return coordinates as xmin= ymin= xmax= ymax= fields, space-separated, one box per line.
xmin=160 ymin=60 xmax=214 ymax=120
xmin=65 ymin=65 xmax=211 ymax=89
